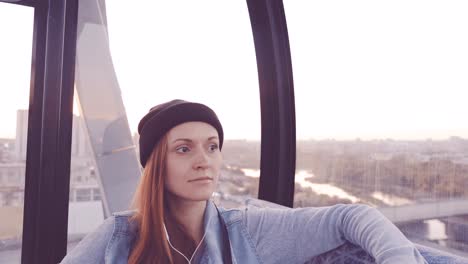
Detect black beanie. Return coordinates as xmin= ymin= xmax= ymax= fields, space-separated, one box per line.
xmin=137 ymin=99 xmax=224 ymax=168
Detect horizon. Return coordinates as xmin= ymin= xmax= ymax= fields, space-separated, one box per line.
xmin=1 ymin=107 xmax=468 ymax=141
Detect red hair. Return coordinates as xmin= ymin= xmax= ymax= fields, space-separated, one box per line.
xmin=128 ymin=134 xmax=196 ymax=264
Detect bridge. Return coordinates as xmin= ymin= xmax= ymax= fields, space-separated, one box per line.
xmin=378 ymin=198 xmax=468 ymax=223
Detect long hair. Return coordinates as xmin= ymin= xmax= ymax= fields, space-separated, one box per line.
xmin=128 ymin=134 xmax=197 ymax=264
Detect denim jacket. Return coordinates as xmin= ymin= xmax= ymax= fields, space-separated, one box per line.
xmin=60 ymin=199 xmax=427 ymax=264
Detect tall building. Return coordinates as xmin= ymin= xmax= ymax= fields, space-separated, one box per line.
xmin=3 ymin=111 xmax=98 ymax=207
xmin=15 ymin=110 xmax=28 ymax=161
xmin=71 ymin=114 xmax=90 ymax=157
xmin=15 ymin=110 xmax=90 ymax=161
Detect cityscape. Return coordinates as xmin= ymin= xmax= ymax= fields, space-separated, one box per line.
xmin=1 ymin=110 xmax=468 ymax=259
xmin=219 ymin=138 xmax=468 ymax=256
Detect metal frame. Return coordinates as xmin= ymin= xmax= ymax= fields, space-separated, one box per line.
xmin=74 ymin=0 xmax=141 ymax=217
xmin=246 ymin=0 xmax=296 ymax=207
xmin=21 ymin=0 xmax=79 ymax=263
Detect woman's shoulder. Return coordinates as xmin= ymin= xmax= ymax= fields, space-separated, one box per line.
xmin=60 ymin=216 xmax=116 ymax=263
xmin=216 ymin=198 xmax=291 ymax=225
xmin=111 ymin=210 xmax=138 ymax=235
xmin=60 ymin=211 xmax=137 ymax=264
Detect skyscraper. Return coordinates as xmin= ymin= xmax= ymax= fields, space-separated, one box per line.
xmin=15 ymin=110 xmax=90 ymax=161
xmin=15 ymin=110 xmax=28 ymax=161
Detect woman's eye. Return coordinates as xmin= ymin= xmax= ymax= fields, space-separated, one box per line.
xmin=176 ymin=146 xmax=190 ymax=153
xmin=209 ymin=144 xmax=219 ymax=152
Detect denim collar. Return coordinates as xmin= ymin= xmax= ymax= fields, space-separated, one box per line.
xmin=190 ymin=200 xmax=231 ymax=262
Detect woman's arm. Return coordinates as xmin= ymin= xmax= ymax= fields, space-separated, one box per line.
xmin=243 ymin=203 xmax=427 ymax=264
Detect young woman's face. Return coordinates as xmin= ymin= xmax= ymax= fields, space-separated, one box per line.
xmin=165 ymin=122 xmax=222 ymax=202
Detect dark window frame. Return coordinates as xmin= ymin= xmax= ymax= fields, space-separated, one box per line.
xmin=247 ymin=0 xmax=296 ymax=207
xmin=15 ymin=0 xmax=80 ymax=263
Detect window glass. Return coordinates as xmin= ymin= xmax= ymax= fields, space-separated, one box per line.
xmin=0 ymin=3 xmax=34 ymax=263
xmin=67 ymin=102 xmax=104 ymax=250
xmin=92 ymin=188 xmax=101 ymax=201
xmin=106 ymin=0 xmax=261 ymax=208
xmin=68 ymin=0 xmax=260 ymax=249
xmin=285 ymin=0 xmax=468 ymax=256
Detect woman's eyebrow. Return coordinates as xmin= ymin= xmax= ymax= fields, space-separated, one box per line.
xmin=172 ymin=136 xmax=218 ymax=144
xmin=172 ymin=138 xmax=192 ymax=144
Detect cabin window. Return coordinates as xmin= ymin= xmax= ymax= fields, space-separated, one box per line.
xmin=284 ymin=0 xmax=468 ymax=256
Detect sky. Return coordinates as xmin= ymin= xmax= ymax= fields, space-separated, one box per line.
xmin=1 ymin=0 xmax=467 ymax=140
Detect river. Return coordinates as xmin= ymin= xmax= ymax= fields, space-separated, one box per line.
xmin=240 ymin=168 xmax=403 ymax=205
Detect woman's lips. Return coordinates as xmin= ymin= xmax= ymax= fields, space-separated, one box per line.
xmin=188 ymin=177 xmax=213 ymax=182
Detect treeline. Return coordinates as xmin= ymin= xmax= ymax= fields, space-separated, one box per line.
xmin=297 ymin=150 xmax=468 ymax=200
xmin=220 ymin=139 xmax=468 ymax=203
xmin=222 ymin=140 xmax=260 ymax=169
xmin=219 ymin=166 xmax=355 ymax=208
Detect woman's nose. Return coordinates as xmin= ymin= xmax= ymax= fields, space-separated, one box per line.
xmin=193 ymin=149 xmax=210 ymax=169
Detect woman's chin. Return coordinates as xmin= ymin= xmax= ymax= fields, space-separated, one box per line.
xmin=187 ymin=191 xmax=214 ymax=201
xmin=169 ymin=190 xmax=215 ymax=202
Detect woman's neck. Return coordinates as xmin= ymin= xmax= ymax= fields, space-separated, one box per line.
xmin=165 ymin=196 xmax=207 ymax=243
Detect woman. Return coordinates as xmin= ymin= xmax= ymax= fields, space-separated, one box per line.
xmin=61 ymin=99 xmax=427 ymax=264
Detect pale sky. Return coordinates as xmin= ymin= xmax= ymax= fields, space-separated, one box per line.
xmin=1 ymin=1 xmax=467 ymax=140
